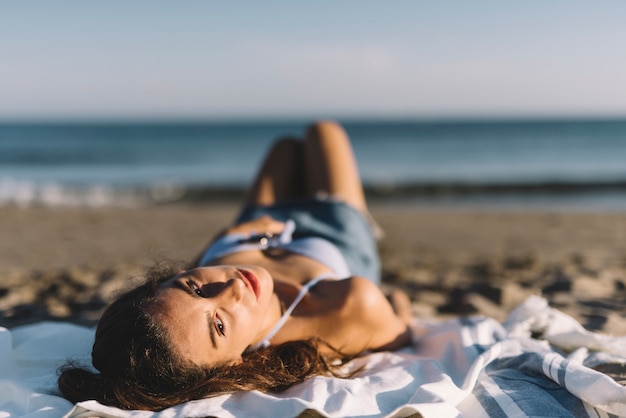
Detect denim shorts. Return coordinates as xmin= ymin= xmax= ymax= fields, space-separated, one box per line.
xmin=236 ymin=198 xmax=380 ymax=284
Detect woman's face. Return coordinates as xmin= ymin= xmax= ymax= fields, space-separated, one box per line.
xmin=151 ymin=265 xmax=278 ymax=366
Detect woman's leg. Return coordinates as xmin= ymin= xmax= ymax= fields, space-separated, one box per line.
xmin=303 ymin=121 xmax=368 ymax=213
xmin=244 ymin=137 xmax=304 ymax=206
xmin=191 ymin=138 xmax=302 ymax=267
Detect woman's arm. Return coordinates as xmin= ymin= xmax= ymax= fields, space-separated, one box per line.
xmin=362 ymin=288 xmax=413 ymax=351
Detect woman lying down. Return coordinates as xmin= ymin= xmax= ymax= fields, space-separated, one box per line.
xmin=58 ymin=121 xmax=414 ymax=410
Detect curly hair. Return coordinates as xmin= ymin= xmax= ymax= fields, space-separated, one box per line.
xmin=57 ymin=264 xmax=351 ymax=411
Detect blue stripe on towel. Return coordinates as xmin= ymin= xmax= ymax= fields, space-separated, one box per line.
xmin=544 ymin=353 xmax=568 ymax=387
xmin=473 ymin=381 xmax=509 ymax=417
xmin=486 ymin=353 xmax=588 ymax=416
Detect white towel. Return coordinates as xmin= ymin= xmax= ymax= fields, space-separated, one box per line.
xmin=1 ymin=296 xmax=625 ymax=418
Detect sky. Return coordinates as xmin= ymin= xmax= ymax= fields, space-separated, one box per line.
xmin=1 ymin=1 xmax=626 ymax=121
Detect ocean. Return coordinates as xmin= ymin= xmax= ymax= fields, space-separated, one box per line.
xmin=1 ymin=119 xmax=626 ymax=210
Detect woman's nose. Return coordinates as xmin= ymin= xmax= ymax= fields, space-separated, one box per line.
xmin=217 ymin=277 xmax=244 ymax=303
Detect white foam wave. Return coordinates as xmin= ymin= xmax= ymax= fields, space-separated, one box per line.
xmin=0 ymin=178 xmax=142 ymax=208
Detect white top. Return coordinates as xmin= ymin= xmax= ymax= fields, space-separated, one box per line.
xmin=198 ymin=219 xmax=351 ymax=278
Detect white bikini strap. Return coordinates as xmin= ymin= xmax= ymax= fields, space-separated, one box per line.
xmin=248 ymin=272 xmax=338 ymax=351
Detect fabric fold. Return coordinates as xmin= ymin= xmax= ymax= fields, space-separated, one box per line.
xmin=1 ymin=297 xmax=625 ymax=418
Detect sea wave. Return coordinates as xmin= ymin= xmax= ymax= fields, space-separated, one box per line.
xmin=2 ymin=177 xmax=626 ymax=208
xmin=0 ymin=178 xmax=194 ymax=208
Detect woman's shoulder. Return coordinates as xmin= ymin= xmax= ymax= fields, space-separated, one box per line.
xmin=315 ymin=276 xmax=388 ymax=315
xmin=314 ymin=275 xmax=376 ymax=291
xmin=313 ymin=276 xmax=410 ymax=352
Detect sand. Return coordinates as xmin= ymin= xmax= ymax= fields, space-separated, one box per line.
xmin=1 ymin=203 xmax=626 ymax=335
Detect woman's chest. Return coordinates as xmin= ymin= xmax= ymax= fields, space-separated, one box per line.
xmin=206 ymin=249 xmax=334 ymax=286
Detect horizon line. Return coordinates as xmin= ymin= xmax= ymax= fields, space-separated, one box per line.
xmin=2 ymin=114 xmax=626 ymax=125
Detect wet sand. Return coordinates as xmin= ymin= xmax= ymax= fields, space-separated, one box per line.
xmin=1 ymin=204 xmax=625 ymax=335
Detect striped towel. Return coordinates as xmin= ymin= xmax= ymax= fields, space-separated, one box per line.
xmin=413 ymin=296 xmax=626 ymax=417
xmin=2 ymin=296 xmax=625 ymax=417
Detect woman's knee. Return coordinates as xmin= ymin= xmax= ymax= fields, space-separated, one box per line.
xmin=305 ymin=121 xmax=348 ymax=144
xmin=267 ymin=137 xmax=302 ymax=161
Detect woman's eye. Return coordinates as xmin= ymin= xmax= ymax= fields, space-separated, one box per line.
xmin=215 ymin=316 xmax=225 ymax=336
xmin=187 ymin=280 xmax=203 ymax=297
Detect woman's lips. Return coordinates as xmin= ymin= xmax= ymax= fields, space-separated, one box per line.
xmin=238 ymin=268 xmax=260 ymax=300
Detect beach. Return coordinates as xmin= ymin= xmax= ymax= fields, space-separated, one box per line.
xmin=1 ymin=203 xmax=625 ymax=335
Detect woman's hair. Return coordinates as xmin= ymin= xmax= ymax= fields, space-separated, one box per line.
xmin=57 ymin=264 xmax=349 ymax=411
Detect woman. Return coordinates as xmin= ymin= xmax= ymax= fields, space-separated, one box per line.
xmin=58 ymin=121 xmax=413 ymax=410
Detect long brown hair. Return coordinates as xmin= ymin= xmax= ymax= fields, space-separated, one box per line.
xmin=57 ymin=264 xmax=349 ymax=411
